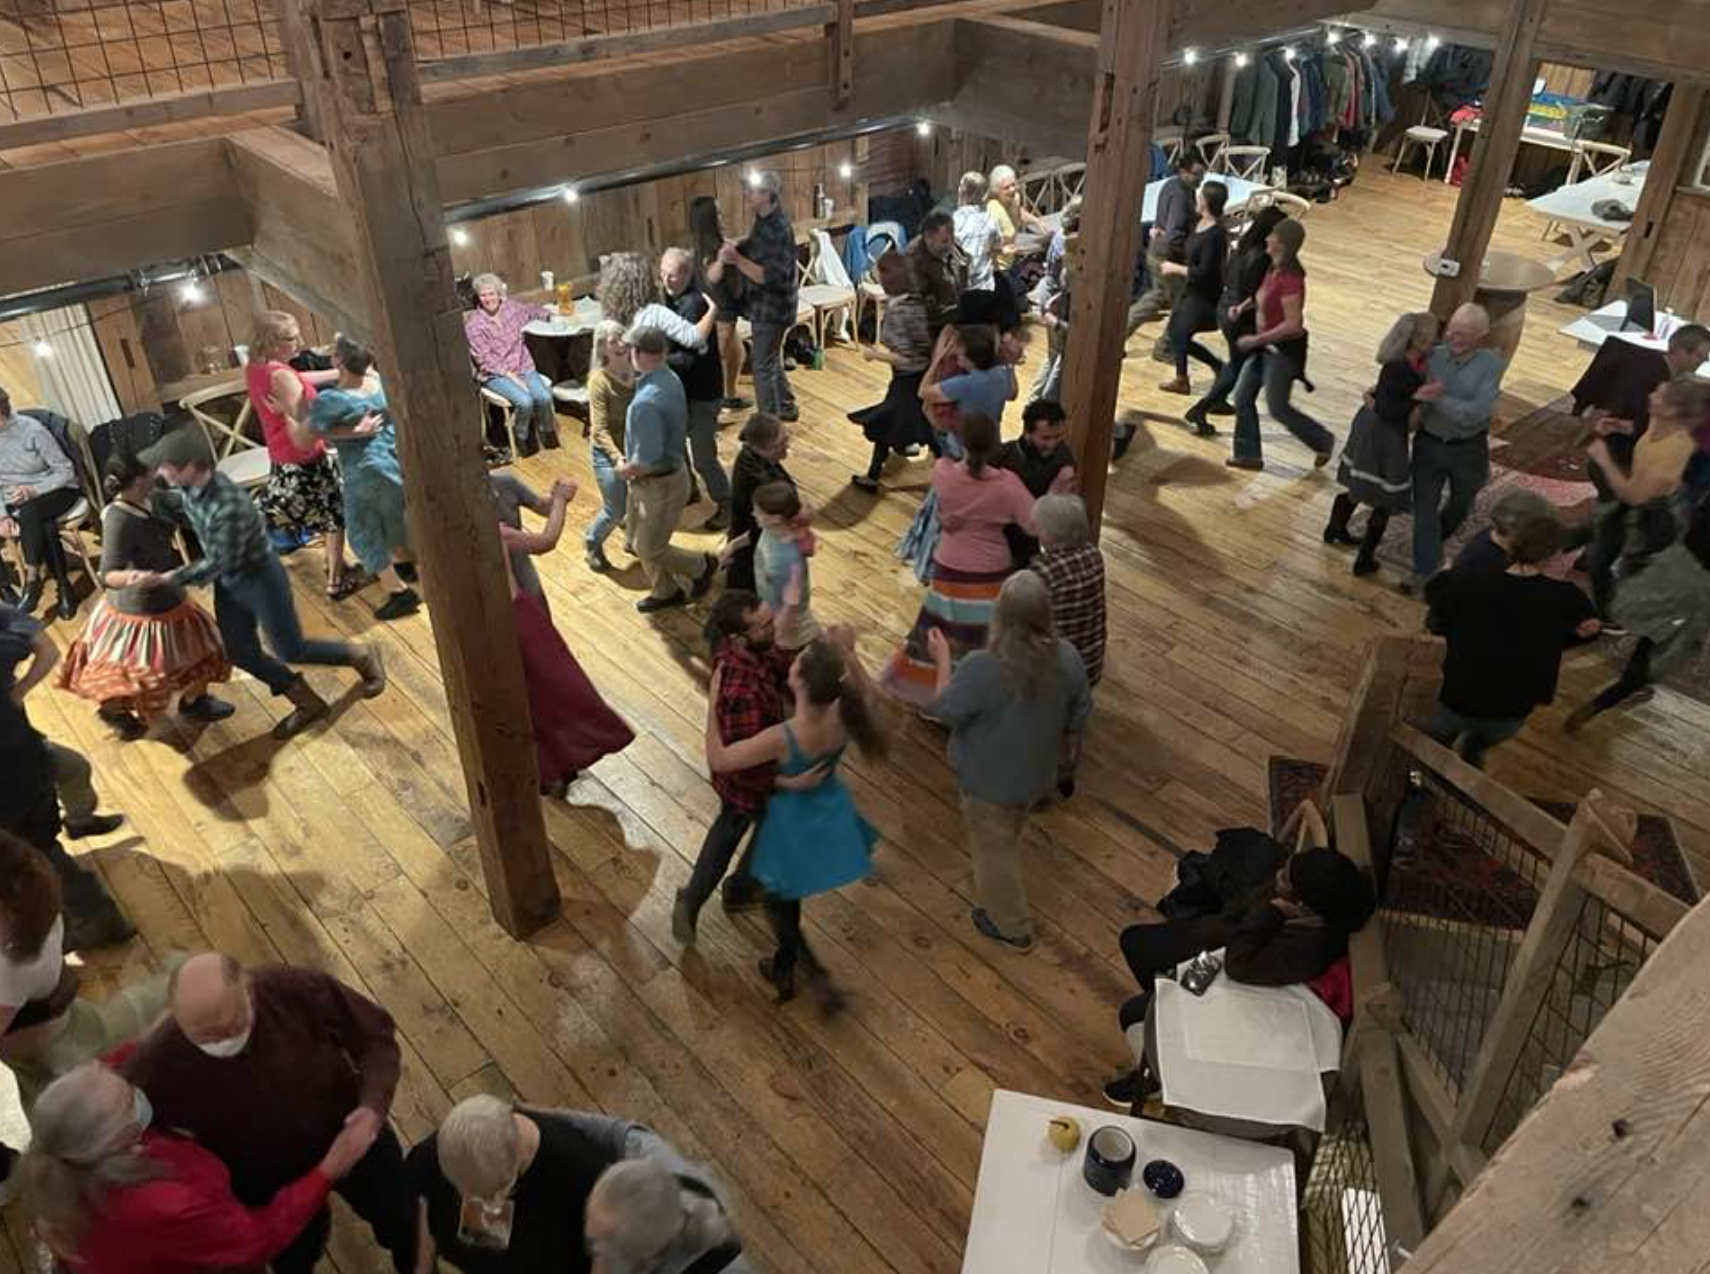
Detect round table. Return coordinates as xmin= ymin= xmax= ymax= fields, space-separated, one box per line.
xmin=1422 ymin=249 xmax=1556 ymax=363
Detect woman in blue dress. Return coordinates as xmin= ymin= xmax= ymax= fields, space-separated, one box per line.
xmin=301 ymin=337 xmax=419 ymax=621
xmin=704 ymin=625 xmax=888 ymax=1012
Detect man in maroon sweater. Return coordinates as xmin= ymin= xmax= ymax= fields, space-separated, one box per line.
xmin=121 ymin=953 xmax=416 ymax=1274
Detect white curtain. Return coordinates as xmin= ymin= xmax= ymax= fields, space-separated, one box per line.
xmin=22 ymin=305 xmax=122 ymax=426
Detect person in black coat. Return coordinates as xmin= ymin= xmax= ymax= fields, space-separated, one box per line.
xmin=1102 ymin=846 xmax=1374 ymax=1109
xmin=1157 ymin=181 xmax=1230 ymax=400
xmin=1182 ymin=206 xmax=1288 ymax=437
xmin=724 ymin=414 xmax=793 ymax=593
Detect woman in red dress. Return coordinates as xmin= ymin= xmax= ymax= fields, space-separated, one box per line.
xmin=498 ymin=476 xmax=634 ymax=795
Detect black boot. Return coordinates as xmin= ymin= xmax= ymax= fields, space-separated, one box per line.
xmin=1323 ymin=494 xmax=1360 ymax=547
xmin=1354 ymin=511 xmax=1389 ymax=576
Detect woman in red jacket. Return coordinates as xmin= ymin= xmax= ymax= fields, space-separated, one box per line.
xmin=20 ymin=1062 xmax=376 ymax=1274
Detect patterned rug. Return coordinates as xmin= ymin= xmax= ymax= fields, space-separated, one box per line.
xmin=1268 ymin=758 xmax=1698 ymax=930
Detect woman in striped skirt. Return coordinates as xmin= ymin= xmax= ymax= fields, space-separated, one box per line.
xmin=56 ymin=455 xmax=232 ymax=739
xmin=885 ymin=413 xmax=1036 ymax=707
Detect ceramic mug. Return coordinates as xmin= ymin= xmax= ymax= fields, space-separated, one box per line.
xmin=1083 ymin=1126 xmax=1137 ymax=1197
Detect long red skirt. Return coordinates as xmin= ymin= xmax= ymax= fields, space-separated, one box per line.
xmin=513 ymin=593 xmax=634 ymax=783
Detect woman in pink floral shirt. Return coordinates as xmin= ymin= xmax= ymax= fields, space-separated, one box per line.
xmin=463 ymin=273 xmax=555 ymax=457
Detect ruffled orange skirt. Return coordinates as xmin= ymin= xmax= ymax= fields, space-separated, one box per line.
xmin=57 ymin=596 xmax=231 ymax=721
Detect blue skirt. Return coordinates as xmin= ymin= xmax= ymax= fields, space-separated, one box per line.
xmin=749 ymin=777 xmax=878 ymax=901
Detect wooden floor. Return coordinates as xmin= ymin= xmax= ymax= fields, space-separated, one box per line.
xmin=6 ymin=166 xmax=1710 ymax=1274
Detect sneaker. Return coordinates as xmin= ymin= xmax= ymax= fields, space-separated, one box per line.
xmin=1352 ymin=555 xmax=1380 ymax=577
xmin=778 ymin=408 xmax=800 ymax=423
xmin=637 ymin=590 xmax=688 ymax=614
xmin=690 ymin=555 xmax=719 ymax=600
xmin=515 ymin=436 xmax=542 ymax=458
xmin=850 ymin=475 xmax=880 ymax=493
xmin=393 ymin=561 xmax=419 ymax=583
xmin=1225 ymin=456 xmax=1263 ymax=471
xmin=671 ymin=890 xmax=697 ymax=945
xmin=721 ymin=396 xmax=753 ymax=413
xmin=586 ymin=543 xmax=614 ymax=574
xmin=971 ymin=907 xmax=1035 ymax=952
xmin=180 ymin=693 xmax=236 ymax=722
xmin=373 ymin=589 xmax=421 ymax=621
xmin=702 ymin=504 xmax=731 ymax=534
xmin=1102 ymin=1070 xmax=1160 ymax=1109
xmin=65 ymin=813 xmax=125 ymax=839
xmin=1204 ymin=401 xmax=1236 ymax=418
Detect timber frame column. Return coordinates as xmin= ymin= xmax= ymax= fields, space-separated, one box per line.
xmin=285 ymin=0 xmax=560 ymax=937
xmin=1428 ymin=0 xmax=1547 ymax=315
xmin=1061 ymin=0 xmax=1171 ymax=536
xmin=1611 ymin=85 xmax=1710 ymax=298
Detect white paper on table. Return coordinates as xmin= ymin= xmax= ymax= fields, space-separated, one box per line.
xmin=1181 ymin=987 xmax=1316 ymax=1071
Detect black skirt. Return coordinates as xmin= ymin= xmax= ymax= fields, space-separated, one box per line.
xmin=848 ymin=367 xmax=932 ymax=450
xmin=1336 ymin=406 xmax=1413 ymax=512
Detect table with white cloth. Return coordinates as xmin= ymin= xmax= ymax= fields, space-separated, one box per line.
xmin=962 ymin=1089 xmax=1300 ymax=1274
xmin=518 ymin=296 xmax=604 ymax=389
xmin=1526 ymin=163 xmax=1647 ymax=276
xmin=1559 ymin=300 xmax=1710 ymax=377
xmin=1440 ymin=118 xmax=1577 ymax=185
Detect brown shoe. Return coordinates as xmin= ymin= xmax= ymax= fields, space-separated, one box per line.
xmin=273 ymin=676 xmax=330 ymax=740
xmin=350 ymin=644 xmax=387 ymax=699
xmin=1158 ymin=376 xmax=1192 ymax=395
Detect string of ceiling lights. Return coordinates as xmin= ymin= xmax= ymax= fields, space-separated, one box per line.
xmin=1185 ymin=25 xmax=1446 ymax=71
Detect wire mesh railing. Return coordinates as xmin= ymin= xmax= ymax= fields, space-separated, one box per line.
xmin=409 ymin=0 xmax=826 ymax=61
xmin=1301 ymin=1085 xmax=1392 ymax=1274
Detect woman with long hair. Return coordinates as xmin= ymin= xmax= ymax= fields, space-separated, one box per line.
xmin=690 ymin=195 xmax=750 ymax=411
xmin=19 ymin=1061 xmax=376 ymax=1274
xmin=1157 ymin=180 xmax=1230 ymax=397
xmin=1325 ymin=311 xmax=1443 ymax=577
xmin=244 ymin=311 xmax=356 ymax=600
xmin=705 ymin=628 xmax=886 ymax=1011
xmin=583 ymin=319 xmax=636 ymax=574
xmin=926 ymin=571 xmax=1092 ymax=951
xmin=1180 ymin=205 xmax=1288 ymax=440
xmin=1225 ymin=218 xmax=1336 ymax=471
xmin=886 ymin=413 xmax=1035 ymax=705
xmin=594 ymin=252 xmax=710 ymax=351
xmin=56 ymin=454 xmax=232 ymax=739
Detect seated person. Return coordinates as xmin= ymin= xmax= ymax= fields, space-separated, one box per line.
xmin=407 ymin=1094 xmax=754 ymax=1274
xmin=1103 ymin=846 xmax=1375 ymax=1109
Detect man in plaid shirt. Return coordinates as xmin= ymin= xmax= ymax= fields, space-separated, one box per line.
xmin=140 ymin=429 xmax=387 ymax=741
xmin=718 ymin=170 xmax=800 ymax=422
xmin=674 ymin=589 xmax=794 ymax=941
xmin=1031 ymin=493 xmax=1106 ymax=690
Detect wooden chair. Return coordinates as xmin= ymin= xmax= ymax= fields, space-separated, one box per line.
xmin=479 ymin=384 xmax=521 ymax=456
xmin=1195 ymin=131 xmax=1230 ymax=170
xmin=1249 ymin=190 xmax=1313 ymax=219
xmin=1218 ymin=145 xmax=1270 ymax=182
xmin=1568 ymin=140 xmax=1632 ymax=183
xmin=798 ymin=237 xmax=856 ymax=351
xmin=181 ymin=381 xmax=269 ymax=492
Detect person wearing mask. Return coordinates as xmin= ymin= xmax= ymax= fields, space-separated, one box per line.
xmin=1225 ymin=217 xmax=1336 ymax=472
xmin=660 ymin=247 xmax=732 ymax=529
xmin=583 ymin=320 xmax=636 ymax=574
xmin=1102 ymin=847 xmax=1375 ymax=1109
xmin=995 ymin=399 xmax=1076 ymax=567
xmin=137 ymin=429 xmax=386 ymax=738
xmin=719 ymin=171 xmax=800 ymax=422
xmin=673 ymin=591 xmax=792 ymax=942
xmin=725 ymin=413 xmax=793 ymax=593
xmin=952 ymin=172 xmax=1003 ymax=292
xmin=1324 ymin=311 xmax=1442 ymax=578
xmin=0 ymin=388 xmax=84 ymax=619
xmin=689 ymin=195 xmax=751 ymax=412
xmin=1426 ymin=516 xmax=1598 ymax=766
xmin=1157 ymin=180 xmax=1230 ymax=397
xmin=1405 ymin=303 xmax=1505 ymax=592
xmin=622 ymin=328 xmax=718 ymax=614
xmin=463 ymin=275 xmax=555 ymax=458
xmin=906 ymin=211 xmax=967 ymax=333
xmin=1124 ymin=155 xmax=1206 ymax=363
xmin=849 ymin=250 xmax=935 ymax=493
xmin=926 ymin=571 xmax=1091 ymax=951
xmin=19 ymin=1061 xmax=377 ymax=1274
xmin=705 ymin=629 xmax=886 ymax=1010
xmin=1181 ymin=206 xmax=1288 ymax=439
xmin=406 ymin=1095 xmax=756 ymax=1274
xmin=120 ymin=953 xmax=416 ymax=1274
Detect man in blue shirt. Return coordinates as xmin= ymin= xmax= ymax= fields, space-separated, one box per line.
xmin=1406 ymin=304 xmax=1506 ymax=591
xmin=622 ymin=328 xmax=717 ymax=613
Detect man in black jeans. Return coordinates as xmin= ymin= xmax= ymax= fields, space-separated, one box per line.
xmin=673 ymin=590 xmax=792 ymax=942
xmin=1124 ymin=154 xmax=1205 ymax=363
xmin=719 ymin=170 xmax=800 ymax=422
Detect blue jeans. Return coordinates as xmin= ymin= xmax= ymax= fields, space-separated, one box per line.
xmin=214 ymin=551 xmax=357 ymax=694
xmin=585 ymin=445 xmax=627 ymax=550
xmin=1231 ymin=348 xmax=1334 ymax=463
xmin=686 ymin=396 xmax=731 ymax=504
xmin=1426 ymin=701 xmax=1527 ymax=770
xmin=1410 ymin=431 xmax=1490 ymax=578
xmin=482 ymin=371 xmax=554 ymax=444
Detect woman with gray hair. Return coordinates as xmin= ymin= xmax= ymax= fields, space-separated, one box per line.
xmin=464 ymin=273 xmax=556 ymax=458
xmin=21 ymin=1060 xmax=374 ymax=1272
xmin=985 ymin=163 xmax=1046 ymax=273
xmin=405 ymin=1095 xmax=752 ymax=1274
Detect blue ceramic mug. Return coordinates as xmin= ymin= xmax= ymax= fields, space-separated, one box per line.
xmin=1083 ymin=1126 xmax=1137 ymax=1196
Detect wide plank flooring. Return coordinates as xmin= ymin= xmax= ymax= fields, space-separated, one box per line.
xmin=4 ymin=166 xmax=1707 ymax=1274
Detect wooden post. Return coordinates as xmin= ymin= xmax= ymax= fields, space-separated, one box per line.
xmin=1319 ymin=634 xmax=1443 ymax=805
xmin=1428 ymin=0 xmax=1547 ymax=316
xmin=828 ymin=0 xmax=855 ymax=109
xmin=286 ymin=0 xmax=560 ymax=938
xmin=1610 ymin=85 xmax=1710 ymax=299
xmin=1060 ymin=0 xmax=1171 ymax=537
xmin=1403 ymin=890 xmax=1710 ymax=1274
xmin=277 ymin=15 xmax=328 ymax=142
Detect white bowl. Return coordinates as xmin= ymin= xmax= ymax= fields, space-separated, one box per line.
xmin=1145 ymin=1243 xmax=1210 ymax=1274
xmin=1171 ymin=1192 xmax=1236 ymax=1254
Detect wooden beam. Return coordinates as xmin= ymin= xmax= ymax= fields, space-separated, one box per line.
xmin=830 ymin=0 xmax=856 ymax=109
xmin=1404 ymin=891 xmax=1710 ymax=1274
xmin=1320 ymin=634 xmax=1442 ymax=809
xmin=1429 ymin=0 xmax=1546 ymax=316
xmin=952 ymin=17 xmax=1100 ymax=156
xmin=1573 ymin=852 xmax=1691 ymax=943
xmin=0 ymin=81 xmax=298 ymax=152
xmin=1612 ymin=86 xmax=1710 ymax=297
xmin=286 ymin=0 xmax=559 ymax=939
xmin=1060 ymin=0 xmax=1171 ymax=536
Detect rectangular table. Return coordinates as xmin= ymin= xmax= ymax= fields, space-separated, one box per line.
xmin=1442 ymin=117 xmax=1577 ymax=185
xmin=962 ymin=1089 xmax=1300 ymax=1274
xmin=1526 ymin=164 xmax=1647 ymax=276
xmin=1560 ymin=300 xmax=1710 ymax=377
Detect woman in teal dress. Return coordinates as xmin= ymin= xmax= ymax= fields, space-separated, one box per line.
xmin=300 ymin=337 xmax=419 ymax=621
xmin=705 ymin=625 xmax=888 ymax=1012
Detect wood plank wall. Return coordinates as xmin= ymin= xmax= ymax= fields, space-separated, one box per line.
xmin=1621 ymin=96 xmax=1710 ymax=316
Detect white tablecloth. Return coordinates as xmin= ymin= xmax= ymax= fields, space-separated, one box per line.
xmin=1560 ymin=301 xmax=1710 ymax=376
xmin=1525 ymin=164 xmax=1647 ymax=232
xmin=524 ymin=296 xmax=603 ymax=338
xmin=962 ymin=1090 xmax=1299 ymax=1274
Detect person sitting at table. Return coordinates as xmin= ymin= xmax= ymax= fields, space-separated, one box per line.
xmin=985 ymin=164 xmax=1047 ymax=275
xmin=463 ymin=273 xmax=555 ymax=459
xmin=1101 ymin=846 xmax=1375 ymax=1110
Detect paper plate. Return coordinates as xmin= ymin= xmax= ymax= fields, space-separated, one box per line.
xmin=1144 ymin=1243 xmax=1210 ymax=1274
xmin=1171 ymin=1192 xmax=1236 ymax=1254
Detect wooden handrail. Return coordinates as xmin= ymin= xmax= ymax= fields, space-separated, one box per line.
xmin=1391 ymin=723 xmax=1570 ymax=858
xmin=0 ymin=81 xmax=299 ymax=152
xmin=1573 ymin=852 xmax=1691 ymax=942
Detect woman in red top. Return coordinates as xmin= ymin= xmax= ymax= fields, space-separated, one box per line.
xmin=1226 ymin=218 xmax=1337 ymax=472
xmin=244 ymin=312 xmax=357 ymax=600
xmin=19 ymin=1061 xmax=377 ymax=1274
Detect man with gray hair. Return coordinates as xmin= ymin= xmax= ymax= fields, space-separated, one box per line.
xmin=1406 ymin=302 xmax=1506 ymax=591
xmin=405 ymin=1094 xmax=754 ymax=1274
xmin=660 ymin=246 xmax=732 ymax=529
xmin=719 ymin=171 xmax=800 ymax=422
